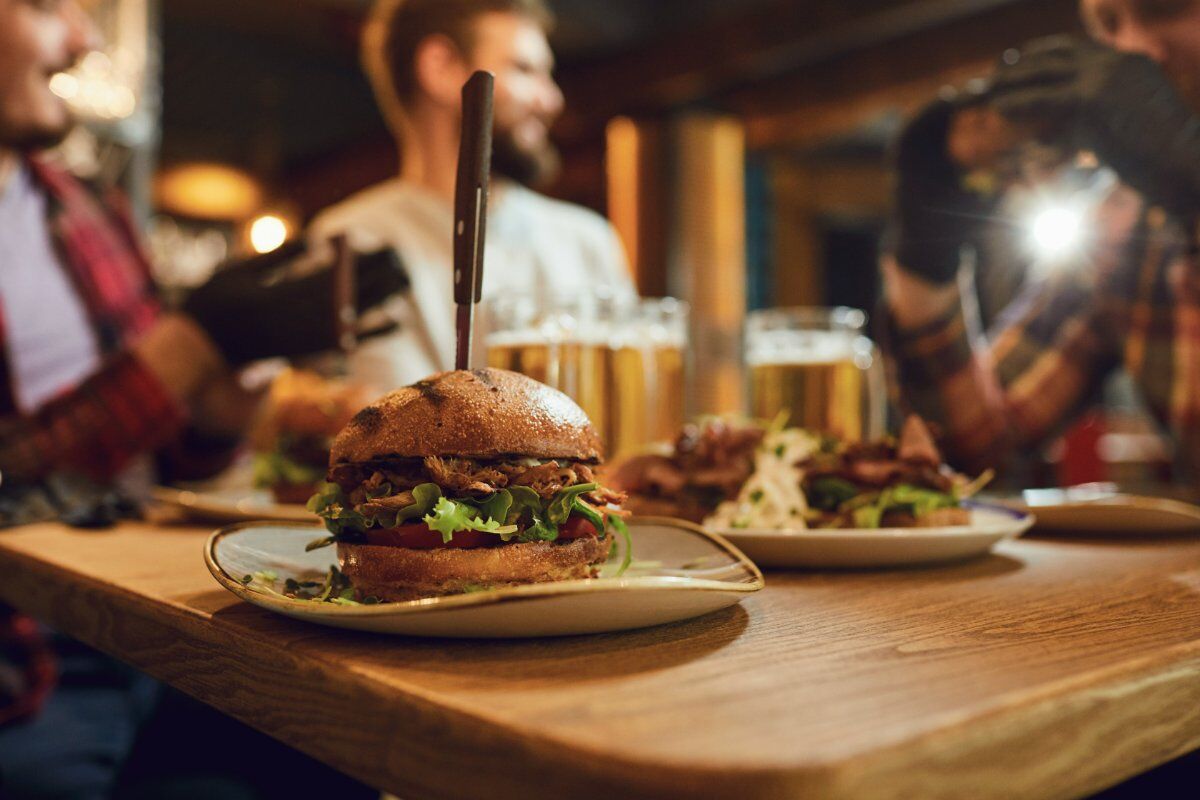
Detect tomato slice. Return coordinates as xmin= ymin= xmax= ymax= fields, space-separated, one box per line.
xmin=558 ymin=516 xmax=600 ymax=540
xmin=363 ymin=522 xmax=501 ymax=549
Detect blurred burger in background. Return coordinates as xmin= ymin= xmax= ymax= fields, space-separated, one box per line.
xmin=251 ymin=369 xmax=372 ymax=504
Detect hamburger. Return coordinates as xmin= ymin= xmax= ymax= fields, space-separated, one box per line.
xmin=251 ymin=369 xmax=371 ymax=504
xmin=306 ymin=369 xmax=630 ymax=602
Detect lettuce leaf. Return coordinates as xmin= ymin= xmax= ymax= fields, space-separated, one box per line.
xmin=609 ymin=514 xmax=633 ymax=576
xmin=307 ymin=481 xmax=444 ymax=539
xmin=546 ymin=483 xmax=597 ymax=525
xmin=399 ymin=483 xmax=443 ymax=523
xmin=470 ymin=489 xmax=514 ymax=525
xmin=807 ymin=477 xmax=859 ymax=511
xmin=423 ymin=496 xmax=518 ymax=543
xmin=852 ymin=505 xmax=884 ymax=529
xmin=571 ymin=499 xmax=605 ymax=533
xmin=886 ymin=484 xmax=958 ymax=517
xmin=253 ymin=451 xmax=324 ymax=488
xmin=844 ymin=484 xmax=958 ymax=529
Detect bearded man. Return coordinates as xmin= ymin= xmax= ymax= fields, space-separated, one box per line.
xmin=311 ymin=0 xmax=636 ymax=388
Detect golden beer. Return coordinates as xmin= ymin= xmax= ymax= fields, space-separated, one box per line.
xmin=487 ymin=338 xmax=610 ymax=440
xmin=486 ymin=297 xmax=687 ymax=459
xmin=748 ymin=357 xmax=866 ymax=440
xmin=485 ymin=340 xmax=553 ymax=383
xmin=604 ymin=342 xmax=686 ymax=458
xmin=745 ymin=307 xmax=881 ymax=441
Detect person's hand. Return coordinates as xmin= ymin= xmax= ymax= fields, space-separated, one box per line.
xmin=890 ymin=95 xmax=1007 ymax=285
xmin=988 ymin=35 xmax=1200 ymax=214
xmin=182 ymin=244 xmax=409 ymax=366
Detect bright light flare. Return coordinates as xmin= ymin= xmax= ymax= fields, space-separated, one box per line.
xmin=249 ymin=215 xmax=289 ymax=254
xmin=1027 ymin=204 xmax=1087 ymax=262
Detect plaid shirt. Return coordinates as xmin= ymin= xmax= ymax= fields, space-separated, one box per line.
xmin=0 ymin=157 xmax=183 ymax=482
xmin=0 ymin=156 xmax=183 ymax=725
xmin=889 ymin=182 xmax=1200 ymax=480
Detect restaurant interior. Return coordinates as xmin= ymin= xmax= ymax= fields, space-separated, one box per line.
xmin=104 ymin=0 xmax=1163 ymax=484
xmin=1 ymin=0 xmax=1199 ymax=798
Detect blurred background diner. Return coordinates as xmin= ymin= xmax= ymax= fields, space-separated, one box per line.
xmin=22 ymin=0 xmax=1182 ymax=491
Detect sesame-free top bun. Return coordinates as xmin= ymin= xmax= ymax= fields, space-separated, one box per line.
xmin=329 ymin=368 xmax=602 ymax=465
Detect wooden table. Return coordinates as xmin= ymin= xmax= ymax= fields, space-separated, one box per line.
xmin=1 ymin=520 xmax=1199 ymax=799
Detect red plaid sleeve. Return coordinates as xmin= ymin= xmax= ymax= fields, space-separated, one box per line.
xmin=887 ymin=250 xmax=1160 ymax=473
xmin=0 ymin=350 xmax=184 ymax=482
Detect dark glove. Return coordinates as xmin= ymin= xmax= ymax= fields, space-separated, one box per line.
xmin=183 ymin=243 xmax=409 ymax=366
xmin=987 ymin=35 xmax=1200 ymax=215
xmin=890 ymin=95 xmax=999 ymax=285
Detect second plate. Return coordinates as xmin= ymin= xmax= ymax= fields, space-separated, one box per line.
xmin=710 ymin=504 xmax=1033 ymax=568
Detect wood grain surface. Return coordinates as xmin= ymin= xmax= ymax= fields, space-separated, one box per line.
xmin=1 ymin=521 xmax=1199 ymax=799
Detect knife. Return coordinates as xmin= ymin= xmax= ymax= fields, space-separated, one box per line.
xmin=452 ymin=70 xmax=494 ymax=371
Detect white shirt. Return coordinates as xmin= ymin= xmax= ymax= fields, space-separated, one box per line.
xmin=309 ymin=178 xmax=635 ymax=390
xmin=0 ymin=164 xmax=100 ymax=413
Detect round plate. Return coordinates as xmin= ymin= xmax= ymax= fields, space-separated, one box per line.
xmin=152 ymin=486 xmax=316 ymax=525
xmin=1021 ymin=491 xmax=1200 ymax=535
xmin=710 ymin=504 xmax=1033 ymax=568
xmin=204 ymin=517 xmax=763 ymax=637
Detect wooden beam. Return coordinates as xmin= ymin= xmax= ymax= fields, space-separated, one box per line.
xmin=554 ymin=0 xmax=1067 ymax=140
xmin=671 ymin=115 xmax=748 ymax=416
xmin=732 ymin=0 xmax=1080 ymax=150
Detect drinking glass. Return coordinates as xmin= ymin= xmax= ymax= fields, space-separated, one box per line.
xmin=744 ymin=306 xmax=884 ymax=440
xmin=484 ymin=294 xmax=687 ymax=459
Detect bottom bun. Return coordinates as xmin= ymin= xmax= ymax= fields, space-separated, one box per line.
xmin=337 ymin=536 xmax=610 ymax=602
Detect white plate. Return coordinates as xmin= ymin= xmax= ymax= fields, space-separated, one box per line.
xmin=710 ymin=504 xmax=1033 ymax=568
xmin=1021 ymin=487 xmax=1200 ymax=534
xmin=152 ymin=486 xmax=316 ymax=525
xmin=204 ymin=517 xmax=763 ymax=637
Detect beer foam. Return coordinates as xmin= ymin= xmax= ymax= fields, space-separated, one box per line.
xmin=486 ymin=328 xmax=609 ymax=348
xmin=487 ymin=323 xmax=684 ymax=350
xmin=745 ymin=330 xmax=863 ymax=366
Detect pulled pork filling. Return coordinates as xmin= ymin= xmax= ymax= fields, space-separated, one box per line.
xmin=330 ymin=457 xmax=624 ymax=516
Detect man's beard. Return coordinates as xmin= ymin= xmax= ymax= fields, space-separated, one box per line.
xmin=490 ymin=127 xmax=560 ymax=189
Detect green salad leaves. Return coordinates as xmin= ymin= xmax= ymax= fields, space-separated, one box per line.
xmin=252 ymin=450 xmax=324 ymax=488
xmin=306 ymin=480 xmax=628 ymax=567
xmin=424 ymin=496 xmax=518 ymax=541
xmin=844 ymin=484 xmax=958 ymax=529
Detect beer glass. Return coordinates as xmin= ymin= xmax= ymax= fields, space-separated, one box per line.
xmin=484 ymin=294 xmax=687 ymax=458
xmin=745 ymin=306 xmax=884 ymax=440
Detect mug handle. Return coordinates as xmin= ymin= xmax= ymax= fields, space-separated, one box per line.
xmin=862 ymin=339 xmax=888 ymax=440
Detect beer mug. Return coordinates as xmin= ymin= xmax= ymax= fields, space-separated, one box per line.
xmin=745 ymin=306 xmax=885 ymax=440
xmin=484 ymin=294 xmax=687 ymax=459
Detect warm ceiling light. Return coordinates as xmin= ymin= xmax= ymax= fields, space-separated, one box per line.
xmin=155 ymin=163 xmax=263 ymax=221
xmin=249 ymin=214 xmax=289 ymax=254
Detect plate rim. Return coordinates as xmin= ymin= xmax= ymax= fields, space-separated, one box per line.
xmin=1022 ymin=493 xmax=1200 ymax=520
xmin=204 ymin=515 xmax=765 ymax=618
xmin=153 ymin=485 xmax=317 ymax=524
xmin=708 ymin=502 xmax=1034 ymax=542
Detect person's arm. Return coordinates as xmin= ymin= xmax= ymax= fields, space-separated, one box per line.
xmin=884 ymin=184 xmax=1149 ymax=471
xmin=0 ymin=314 xmax=223 ymax=482
xmin=882 ymin=88 xmax=1142 ymax=471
